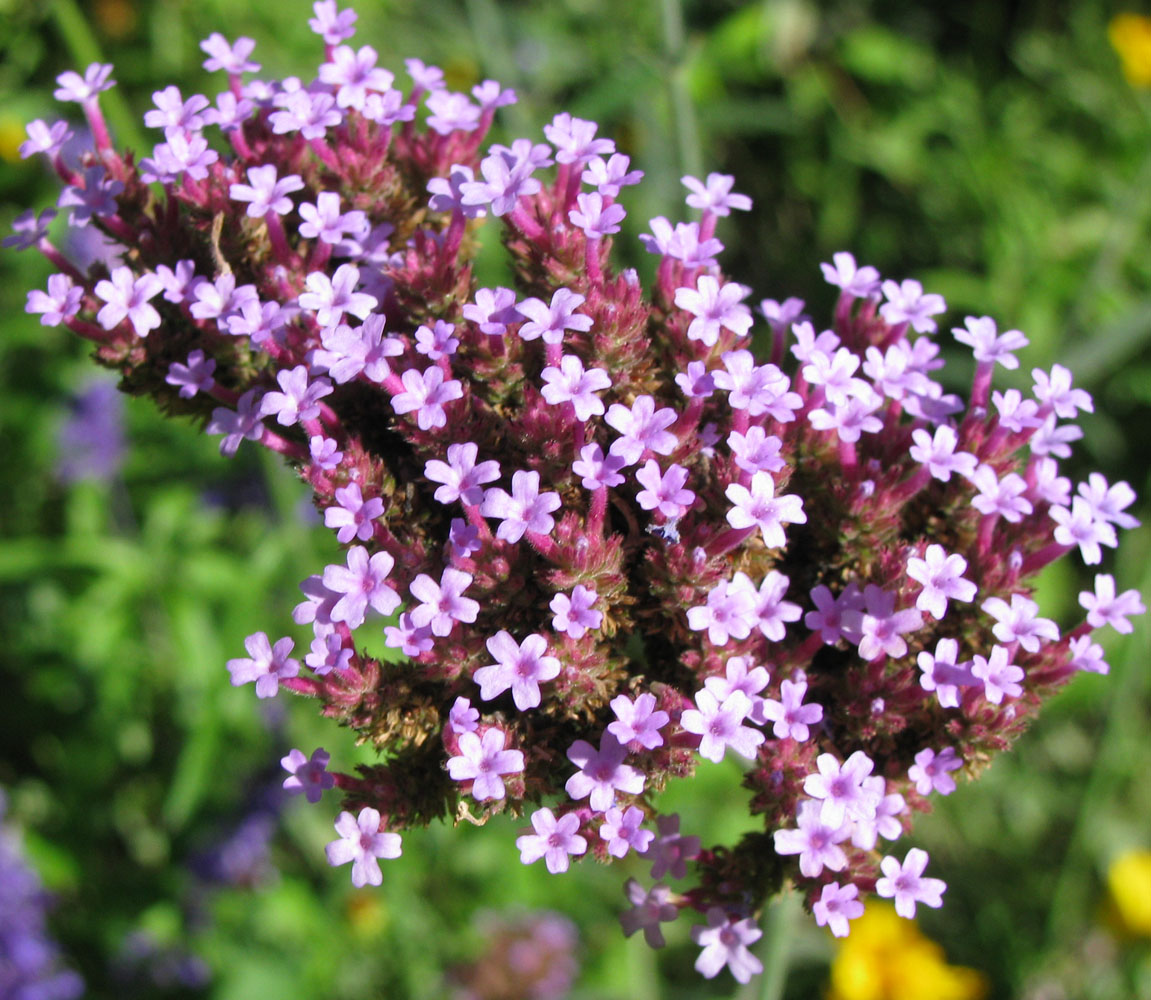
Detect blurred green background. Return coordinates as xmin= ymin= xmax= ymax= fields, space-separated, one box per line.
xmin=1 ymin=1 xmax=1149 ymax=997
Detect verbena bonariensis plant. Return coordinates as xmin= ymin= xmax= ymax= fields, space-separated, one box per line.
xmin=13 ymin=2 xmax=1147 ymax=983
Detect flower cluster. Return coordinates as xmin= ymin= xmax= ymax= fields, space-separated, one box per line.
xmin=15 ymin=2 xmax=1144 ymax=984
xmin=0 ymin=791 xmax=84 ymax=1000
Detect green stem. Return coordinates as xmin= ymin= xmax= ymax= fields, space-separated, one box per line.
xmin=660 ymin=0 xmax=703 ymax=183
xmin=1044 ymin=559 xmax=1151 ymax=945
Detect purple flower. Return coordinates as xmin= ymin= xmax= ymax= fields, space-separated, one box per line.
xmin=449 ymin=696 xmax=479 ymax=734
xmin=636 ymin=460 xmax=695 ymax=518
xmin=4 ymin=207 xmax=56 ymax=251
xmin=58 ymin=165 xmax=123 ymax=227
xmin=325 ymin=807 xmax=402 ymax=887
xmin=1033 ymin=364 xmax=1093 ymax=418
xmin=415 ymin=320 xmax=459 ymax=360
xmin=462 ymin=286 xmax=524 ymax=336
xmin=619 ymin=879 xmax=678 ymax=948
xmin=880 ymin=279 xmax=946 ymax=333
xmin=805 ymin=582 xmax=865 ymax=645
xmin=324 ymin=482 xmax=384 ymax=543
xmin=953 ymin=315 xmax=1028 ymax=368
xmin=260 ymin=365 xmax=333 ymax=426
xmin=227 ymin=632 xmax=299 ymax=698
xmin=680 ymin=689 xmax=765 ymax=763
xmin=572 ymin=443 xmax=626 ymax=490
xmin=200 ymin=33 xmax=260 ymax=74
xmin=427 ymin=164 xmax=486 ymax=218
xmin=1077 ymin=473 xmax=1140 ymax=530
xmin=981 ymin=594 xmax=1059 ymax=652
xmin=583 ymin=153 xmax=643 ymax=196
xmin=298 ymin=265 xmax=378 ymax=327
xmin=309 ymin=0 xmax=358 ymax=44
xmin=821 ymin=251 xmax=881 ymax=300
xmin=319 ymin=45 xmax=394 ymax=110
xmin=970 ymin=645 xmax=1024 ymax=704
xmin=26 ymin=274 xmax=83 ymax=327
xmin=714 ymin=350 xmax=801 ymax=419
xmin=409 ymin=568 xmax=480 ymax=636
xmin=190 ymin=272 xmax=257 ymax=321
xmin=281 ymin=747 xmax=335 ymax=803
xmin=682 ymin=173 xmax=751 ymax=216
xmin=471 ymin=80 xmax=516 ymax=112
xmin=599 ymin=806 xmax=654 ymax=858
xmin=607 ymin=692 xmax=669 ymax=750
xmin=1069 ymin=635 xmax=1108 ymax=675
xmin=299 ymin=191 xmax=369 ymax=244
xmin=907 ymin=544 xmax=977 ymax=620
xmin=405 ymin=58 xmax=445 ymax=92
xmin=314 ymin=316 xmax=403 ymax=384
xmin=970 ymin=465 xmax=1033 ymax=523
xmin=908 ymin=425 xmax=978 ymax=482
xmin=207 ymin=389 xmax=266 ymax=457
xmin=166 ymin=350 xmax=216 ymax=398
xmin=803 ymin=750 xmax=879 ymax=827
xmin=269 ymin=89 xmax=343 ymax=138
xmin=144 ymin=86 xmax=209 ymax=134
xmin=550 ymin=585 xmax=603 ymax=639
xmin=390 ymin=366 xmax=464 ymax=431
xmin=306 ymin=632 xmax=353 ymax=675
xmin=480 ymin=470 xmax=562 ymax=543
xmin=461 ymin=153 xmax=540 ymax=215
xmin=230 ymin=165 xmax=304 ymax=218
xmin=643 ymin=814 xmax=701 ymax=880
xmin=725 ymin=471 xmax=806 ymax=548
xmin=310 ymin=436 xmax=343 ymax=471
xmin=875 ymin=847 xmax=946 ymax=918
xmin=425 ymin=442 xmax=501 ymax=506
xmin=516 ymin=808 xmax=587 ymax=873
xmin=544 ymin=113 xmax=614 ymax=165
xmin=813 ymin=882 xmax=865 ymax=938
xmin=56 ymin=378 xmax=125 ymax=483
xmin=772 ymin=800 xmax=850 ymax=878
xmin=94 ymin=267 xmax=163 ymax=337
xmin=674 ymin=276 xmax=753 ymax=346
xmin=20 ymin=119 xmax=73 ymax=159
xmin=565 ymin=733 xmax=645 ymax=811
xmin=474 ymin=631 xmax=561 ymax=710
xmin=917 ymin=638 xmax=977 ymax=709
xmin=727 ymin=427 xmax=785 ymax=475
xmin=691 ymin=908 xmax=763 ymax=984
xmin=425 ymin=90 xmax=481 ymax=134
xmin=848 ymin=584 xmax=923 ymax=662
xmin=569 ymin=192 xmax=626 ymax=239
xmin=1079 ymin=574 xmax=1146 ymax=633
xmin=640 ymin=216 xmax=724 ymax=268
xmin=760 ymin=678 xmax=823 ymax=741
xmin=908 ymin=746 xmax=963 ymax=796
xmin=321 ymin=546 xmax=401 ymax=628
xmin=447 ymin=728 xmax=524 ymax=801
xmin=687 ymin=577 xmax=757 ymax=647
xmin=541 ymin=355 xmax=612 ymax=421
xmin=382 ymin=613 xmax=434 ymax=657
xmin=604 ymin=395 xmax=678 ymax=465
xmin=517 ymin=288 xmax=593 ymax=344
xmin=54 ymin=63 xmax=114 ymax=102
xmin=1050 ymin=497 xmax=1118 ymax=565
xmin=449 ymin=519 xmax=482 ymax=559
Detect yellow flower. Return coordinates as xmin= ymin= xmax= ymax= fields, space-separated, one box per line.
xmin=1109 ymin=13 xmax=1151 ymax=88
xmin=1107 ymin=849 xmax=1151 ymax=937
xmin=828 ymin=905 xmax=987 ymax=1000
xmin=0 ymin=116 xmax=26 ymax=164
